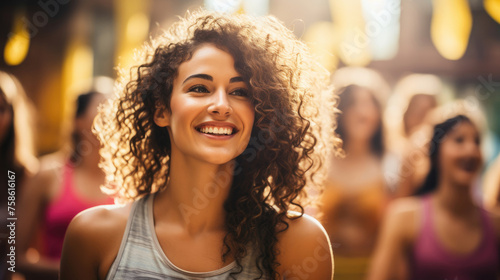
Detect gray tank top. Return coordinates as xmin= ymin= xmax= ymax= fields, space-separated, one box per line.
xmin=105 ymin=194 xmax=265 ymax=279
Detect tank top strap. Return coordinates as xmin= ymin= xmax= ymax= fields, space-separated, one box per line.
xmin=54 ymin=161 xmax=75 ymax=202
xmin=105 ymin=194 xmax=150 ymax=279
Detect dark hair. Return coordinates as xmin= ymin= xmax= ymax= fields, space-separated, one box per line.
xmin=75 ymin=91 xmax=98 ymax=118
xmin=95 ymin=11 xmax=338 ymax=279
xmin=70 ymin=91 xmax=100 ymax=164
xmin=335 ymin=84 xmax=384 ymax=156
xmin=415 ymin=115 xmax=473 ymax=196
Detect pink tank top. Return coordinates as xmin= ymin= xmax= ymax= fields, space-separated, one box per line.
xmin=410 ymin=196 xmax=499 ymax=280
xmin=42 ymin=162 xmax=114 ymax=260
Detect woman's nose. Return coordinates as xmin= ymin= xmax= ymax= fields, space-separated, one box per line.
xmin=208 ymin=88 xmax=232 ymax=117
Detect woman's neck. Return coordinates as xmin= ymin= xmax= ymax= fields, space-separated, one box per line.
xmin=155 ymin=154 xmax=234 ymax=235
xmin=433 ymin=180 xmax=475 ymax=216
xmin=344 ymin=138 xmax=372 ymax=158
xmin=73 ymin=149 xmax=104 ymax=175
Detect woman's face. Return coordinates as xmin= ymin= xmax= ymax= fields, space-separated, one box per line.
xmin=404 ymin=94 xmax=437 ymax=136
xmin=439 ymin=121 xmax=482 ymax=188
xmin=0 ymin=94 xmax=13 ymax=145
xmin=155 ymin=44 xmax=255 ymax=165
xmin=342 ymin=88 xmax=380 ymax=142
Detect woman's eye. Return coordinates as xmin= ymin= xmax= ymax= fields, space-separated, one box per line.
xmin=188 ymin=85 xmax=210 ymax=93
xmin=454 ymin=136 xmax=464 ymax=144
xmin=231 ymin=88 xmax=249 ymax=97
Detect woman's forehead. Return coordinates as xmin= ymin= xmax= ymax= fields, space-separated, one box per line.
xmin=175 ymin=44 xmax=241 ymax=82
xmin=447 ymin=121 xmax=479 ymax=137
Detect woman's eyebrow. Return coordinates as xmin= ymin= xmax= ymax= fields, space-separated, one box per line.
xmin=182 ymin=73 xmax=212 ymax=85
xmin=182 ymin=74 xmax=244 ymax=85
xmin=229 ymin=76 xmax=244 ymax=83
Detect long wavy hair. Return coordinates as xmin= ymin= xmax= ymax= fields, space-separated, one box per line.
xmin=95 ymin=11 xmax=340 ymax=279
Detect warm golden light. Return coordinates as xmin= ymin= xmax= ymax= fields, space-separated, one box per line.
xmin=4 ymin=10 xmax=30 ymax=66
xmin=60 ymin=40 xmax=94 ymax=141
xmin=125 ymin=13 xmax=149 ymax=44
xmin=485 ymin=0 xmax=500 ymax=24
xmin=303 ymin=21 xmax=339 ymax=72
xmin=115 ymin=0 xmax=150 ymax=72
xmin=431 ymin=0 xmax=472 ymax=60
xmin=330 ymin=0 xmax=371 ymax=66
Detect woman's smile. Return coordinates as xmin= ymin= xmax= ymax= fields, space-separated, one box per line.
xmin=195 ymin=121 xmax=238 ymax=136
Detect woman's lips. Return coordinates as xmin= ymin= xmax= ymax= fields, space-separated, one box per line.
xmin=195 ymin=122 xmax=239 ymax=136
xmin=197 ymin=125 xmax=234 ymax=135
xmin=457 ymin=158 xmax=480 ymax=173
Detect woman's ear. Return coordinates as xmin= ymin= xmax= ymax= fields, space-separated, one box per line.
xmin=154 ymin=106 xmax=170 ymax=127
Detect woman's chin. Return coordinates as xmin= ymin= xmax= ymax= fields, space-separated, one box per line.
xmin=451 ymin=173 xmax=477 ymax=189
xmin=197 ymin=153 xmax=238 ymax=166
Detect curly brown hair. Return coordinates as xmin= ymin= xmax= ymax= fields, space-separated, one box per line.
xmin=95 ymin=10 xmax=340 ymax=279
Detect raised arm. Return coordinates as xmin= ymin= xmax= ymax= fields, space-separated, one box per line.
xmin=367 ymin=199 xmax=416 ymax=280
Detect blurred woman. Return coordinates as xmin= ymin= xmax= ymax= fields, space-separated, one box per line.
xmin=320 ymin=84 xmax=388 ymax=280
xmin=384 ymin=74 xmax=443 ymax=196
xmin=0 ymin=71 xmax=38 ymax=280
xmin=368 ymin=114 xmax=500 ymax=280
xmin=17 ymin=78 xmax=114 ymax=280
xmin=384 ymin=74 xmax=442 ymax=153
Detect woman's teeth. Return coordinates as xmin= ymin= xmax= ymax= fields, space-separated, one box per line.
xmin=199 ymin=126 xmax=233 ymax=135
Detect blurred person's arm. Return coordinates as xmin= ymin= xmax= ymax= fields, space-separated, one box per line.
xmin=394 ymin=143 xmax=430 ymax=198
xmin=16 ymin=164 xmax=60 ymax=280
xmin=367 ymin=198 xmax=418 ymax=280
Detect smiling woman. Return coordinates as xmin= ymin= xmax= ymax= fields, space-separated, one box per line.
xmin=60 ymin=10 xmax=338 ymax=280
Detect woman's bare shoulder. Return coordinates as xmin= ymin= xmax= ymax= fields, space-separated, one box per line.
xmin=60 ymin=203 xmax=132 ymax=280
xmin=387 ymin=197 xmax=422 ymax=215
xmin=382 ymin=196 xmax=423 ymax=245
xmin=276 ymin=212 xmax=333 ymax=279
xmin=279 ymin=211 xmax=330 ymax=243
xmin=71 ymin=203 xmax=131 ymax=231
xmin=383 ymin=197 xmax=423 ymax=228
xmin=65 ymin=203 xmax=132 ymax=254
